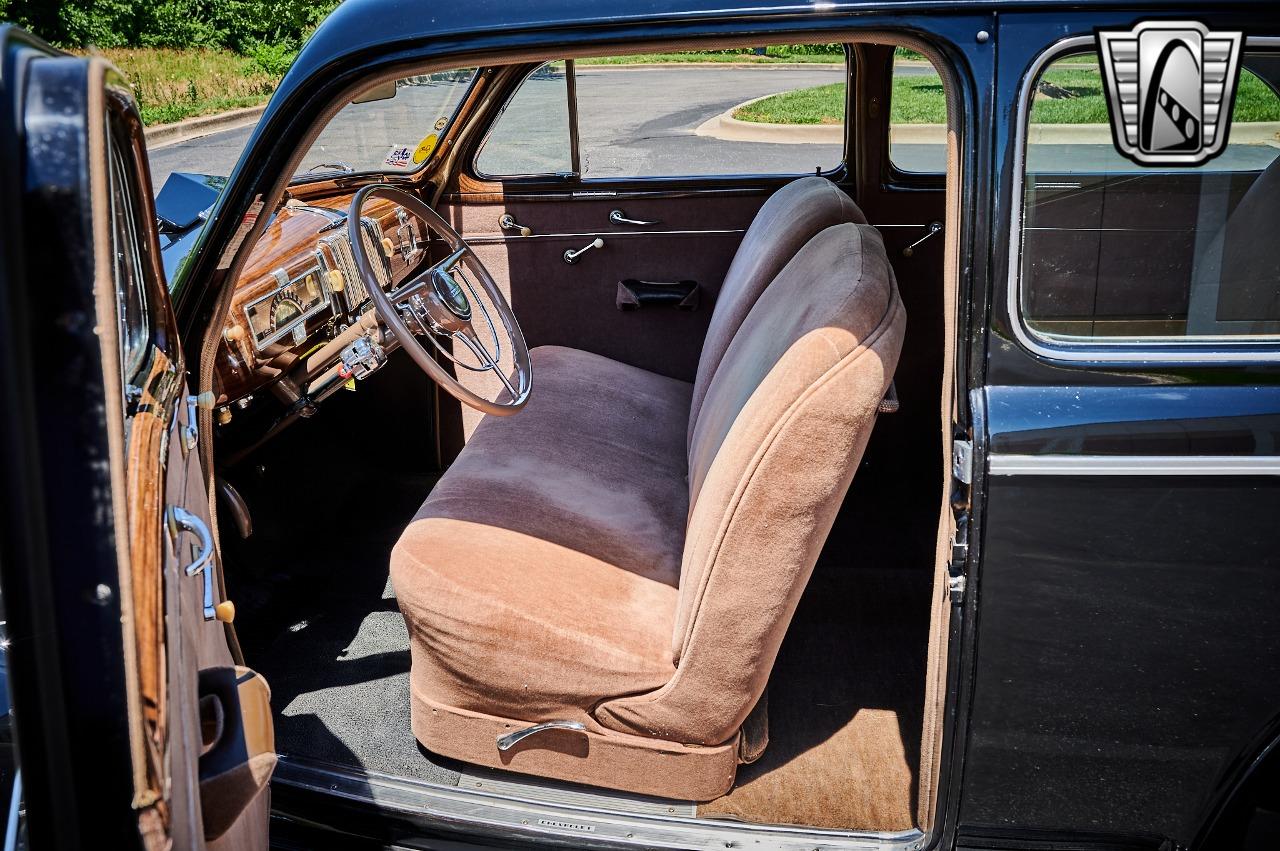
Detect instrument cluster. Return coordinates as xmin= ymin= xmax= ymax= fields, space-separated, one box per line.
xmin=215 ymin=194 xmax=424 ymax=420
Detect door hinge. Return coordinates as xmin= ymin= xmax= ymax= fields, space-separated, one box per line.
xmin=948 ymin=573 xmax=967 ymax=604
xmin=952 ymin=439 xmax=973 ymax=485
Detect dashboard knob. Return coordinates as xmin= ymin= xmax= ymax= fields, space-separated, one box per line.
xmin=381 ymin=237 xmax=395 ymax=257
xmin=224 ymin=325 xmax=245 ymax=344
xmin=327 ymin=268 xmax=345 ymax=292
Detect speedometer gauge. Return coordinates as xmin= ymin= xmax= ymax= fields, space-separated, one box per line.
xmin=244 ymin=265 xmax=331 ymax=350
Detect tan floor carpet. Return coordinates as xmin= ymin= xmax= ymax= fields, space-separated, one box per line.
xmin=699 ymin=566 xmax=931 ymax=830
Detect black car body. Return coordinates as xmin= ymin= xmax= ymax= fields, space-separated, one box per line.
xmin=0 ymin=1 xmax=1277 ymax=849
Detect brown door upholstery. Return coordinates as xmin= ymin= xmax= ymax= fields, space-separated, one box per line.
xmin=390 ymin=178 xmax=905 ymax=800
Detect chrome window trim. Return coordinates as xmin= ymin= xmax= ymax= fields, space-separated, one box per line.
xmin=989 ymin=453 xmax=1280 ymax=476
xmin=462 ymin=227 xmax=746 ymax=245
xmin=1006 ymin=35 xmax=1280 ymax=365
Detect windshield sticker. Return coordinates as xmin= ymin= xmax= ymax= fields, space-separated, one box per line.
xmin=382 ymin=145 xmax=415 ymax=169
xmin=413 ymin=134 xmax=438 ymax=165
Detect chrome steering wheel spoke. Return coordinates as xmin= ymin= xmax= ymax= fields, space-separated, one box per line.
xmin=346 ymin=184 xmax=531 ymax=416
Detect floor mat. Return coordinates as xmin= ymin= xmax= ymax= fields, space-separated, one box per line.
xmin=232 ymin=468 xmax=461 ymax=786
xmin=233 ymin=461 xmax=933 ymax=826
xmin=698 ymin=565 xmax=932 ymax=830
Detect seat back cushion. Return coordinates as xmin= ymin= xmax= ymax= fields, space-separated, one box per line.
xmin=687 ymin=176 xmax=867 ymax=451
xmin=594 ymin=222 xmax=906 ymax=746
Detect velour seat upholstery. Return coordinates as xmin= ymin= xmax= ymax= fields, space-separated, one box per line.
xmin=391 ymin=176 xmax=906 ymax=800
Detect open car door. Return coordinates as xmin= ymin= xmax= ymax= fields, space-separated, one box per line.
xmin=0 ymin=28 xmax=273 ymax=850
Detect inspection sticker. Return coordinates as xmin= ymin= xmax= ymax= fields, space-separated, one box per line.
xmin=412 ymin=134 xmax=438 ymax=164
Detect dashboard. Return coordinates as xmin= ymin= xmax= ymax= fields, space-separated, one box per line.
xmin=215 ymin=192 xmax=428 ymax=421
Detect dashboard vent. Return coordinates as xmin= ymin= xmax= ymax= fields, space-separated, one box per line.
xmin=360 ymin=217 xmax=392 ymax=290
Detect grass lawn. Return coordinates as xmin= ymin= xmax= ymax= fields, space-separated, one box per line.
xmin=87 ymin=47 xmax=283 ymax=126
xmin=736 ymin=69 xmax=1280 ymax=124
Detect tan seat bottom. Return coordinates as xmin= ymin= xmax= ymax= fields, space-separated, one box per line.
xmin=411 ymin=688 xmax=739 ymax=801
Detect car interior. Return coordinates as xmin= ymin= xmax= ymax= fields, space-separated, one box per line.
xmin=206 ymin=35 xmax=960 ymax=839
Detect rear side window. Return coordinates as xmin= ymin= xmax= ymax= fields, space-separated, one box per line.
xmin=1018 ymin=49 xmax=1280 ymax=345
xmin=475 ymin=45 xmax=847 ymax=180
xmin=888 ymin=48 xmax=948 ymax=173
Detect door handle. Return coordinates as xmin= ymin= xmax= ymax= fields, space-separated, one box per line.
xmin=168 ymin=506 xmax=230 ymax=622
xmin=563 ymin=237 xmax=604 ymax=264
xmin=609 ymin=209 xmax=659 ymax=226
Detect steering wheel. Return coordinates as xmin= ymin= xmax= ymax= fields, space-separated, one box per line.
xmin=348 ymin=184 xmax=531 ymax=415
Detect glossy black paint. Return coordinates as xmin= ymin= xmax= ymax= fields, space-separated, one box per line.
xmin=155 ymin=171 xmax=225 ymax=283
xmin=966 ymin=7 xmax=1280 ymax=850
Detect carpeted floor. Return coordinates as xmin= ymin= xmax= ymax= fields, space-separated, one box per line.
xmin=228 ymin=460 xmax=462 ymax=786
xmin=230 ymin=449 xmax=933 ymax=830
xmin=698 ymin=565 xmax=932 ymax=830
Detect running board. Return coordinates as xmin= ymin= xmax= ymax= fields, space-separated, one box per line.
xmin=273 ymin=755 xmax=925 ymax=851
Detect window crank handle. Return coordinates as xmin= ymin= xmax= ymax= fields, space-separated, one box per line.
xmin=499 ymin=213 xmax=532 ymax=237
xmin=902 ymin=221 xmax=942 ymax=257
xmin=564 ymin=237 xmax=604 ymax=264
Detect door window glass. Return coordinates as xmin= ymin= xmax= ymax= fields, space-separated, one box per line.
xmin=107 ymin=125 xmax=152 ymax=383
xmin=476 ymin=45 xmax=847 ymax=179
xmin=1019 ymin=50 xmax=1280 ymax=343
xmin=474 ymin=63 xmax=573 ymax=177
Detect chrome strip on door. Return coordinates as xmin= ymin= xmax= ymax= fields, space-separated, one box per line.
xmin=463 ymin=227 xmax=746 ymax=245
xmin=988 ymin=454 xmax=1280 ymax=476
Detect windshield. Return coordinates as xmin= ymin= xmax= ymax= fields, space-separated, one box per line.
xmin=296 ymin=69 xmax=477 ymax=179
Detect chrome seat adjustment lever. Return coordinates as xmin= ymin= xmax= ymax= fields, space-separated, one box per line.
xmin=496 ymin=720 xmax=587 ymax=751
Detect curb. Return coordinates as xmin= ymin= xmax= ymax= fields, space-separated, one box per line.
xmin=145 ymin=104 xmax=267 ymax=149
xmin=694 ymin=94 xmax=843 ymax=144
xmin=698 ymin=98 xmax=1280 ymax=146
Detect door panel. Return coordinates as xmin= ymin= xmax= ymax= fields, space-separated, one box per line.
xmin=442 ymin=191 xmax=765 ymax=378
xmin=0 ymin=35 xmax=272 ymax=849
xmin=438 ymin=189 xmax=771 ymax=438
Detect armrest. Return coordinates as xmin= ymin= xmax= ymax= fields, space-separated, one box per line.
xmin=617 ymin=278 xmax=700 ymax=311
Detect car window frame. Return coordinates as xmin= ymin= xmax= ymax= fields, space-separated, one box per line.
xmin=468 ymin=46 xmax=854 ymax=186
xmin=1007 ymin=34 xmax=1280 ymax=366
